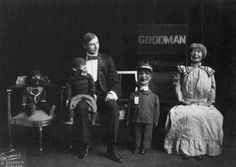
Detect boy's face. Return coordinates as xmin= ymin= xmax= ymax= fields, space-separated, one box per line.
xmin=73 ymin=65 xmax=88 ymax=76
xmin=138 ymin=69 xmax=152 ymax=86
xmin=31 ymin=74 xmax=42 ymax=85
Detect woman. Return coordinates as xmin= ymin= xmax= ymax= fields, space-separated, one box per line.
xmin=164 ymin=43 xmax=223 ymax=160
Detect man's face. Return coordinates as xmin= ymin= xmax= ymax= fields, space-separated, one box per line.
xmin=138 ymin=69 xmax=152 ymax=86
xmin=190 ymin=48 xmax=203 ymax=63
xmin=84 ymin=36 xmax=99 ymax=55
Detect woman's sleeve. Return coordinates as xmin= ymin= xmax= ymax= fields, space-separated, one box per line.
xmin=208 ymin=74 xmax=216 ymax=103
xmin=174 ymin=66 xmax=184 ymax=103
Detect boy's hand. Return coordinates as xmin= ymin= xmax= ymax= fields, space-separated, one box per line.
xmin=126 ymin=121 xmax=129 ymax=127
xmin=153 ymin=122 xmax=158 ymax=127
xmin=66 ymin=100 xmax=69 ymax=106
xmin=94 ymin=94 xmax=97 ymax=102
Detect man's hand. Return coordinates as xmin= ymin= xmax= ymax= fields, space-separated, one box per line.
xmin=94 ymin=94 xmax=97 ymax=102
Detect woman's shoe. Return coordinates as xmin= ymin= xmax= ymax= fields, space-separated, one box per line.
xmin=182 ymin=154 xmax=190 ymax=160
xmin=195 ymin=155 xmax=203 ymax=161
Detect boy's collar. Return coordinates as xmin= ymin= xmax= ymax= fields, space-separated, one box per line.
xmin=139 ymin=85 xmax=149 ymax=91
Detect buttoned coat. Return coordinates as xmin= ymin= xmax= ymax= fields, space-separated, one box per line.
xmin=81 ymin=53 xmax=121 ymax=98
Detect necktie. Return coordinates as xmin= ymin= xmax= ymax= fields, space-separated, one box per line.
xmin=87 ymin=56 xmax=98 ymax=60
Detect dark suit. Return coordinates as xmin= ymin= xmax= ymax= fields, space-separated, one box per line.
xmin=73 ymin=53 xmax=121 ymax=147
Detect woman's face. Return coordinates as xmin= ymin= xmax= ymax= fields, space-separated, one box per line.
xmin=190 ymin=48 xmax=203 ymax=63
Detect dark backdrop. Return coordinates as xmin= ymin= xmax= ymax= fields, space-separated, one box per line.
xmin=0 ymin=0 xmax=236 ymax=125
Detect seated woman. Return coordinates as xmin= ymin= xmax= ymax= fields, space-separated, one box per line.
xmin=164 ymin=43 xmax=223 ymax=160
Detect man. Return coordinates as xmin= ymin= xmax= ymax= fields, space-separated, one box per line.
xmin=73 ymin=32 xmax=123 ymax=163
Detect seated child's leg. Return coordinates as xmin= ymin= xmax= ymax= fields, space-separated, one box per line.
xmin=91 ymin=113 xmax=98 ymax=126
xmin=27 ymin=103 xmax=36 ymax=116
xmin=38 ymin=102 xmax=56 ymax=116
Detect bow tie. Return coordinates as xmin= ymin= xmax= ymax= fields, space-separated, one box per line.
xmin=87 ymin=56 xmax=98 ymax=60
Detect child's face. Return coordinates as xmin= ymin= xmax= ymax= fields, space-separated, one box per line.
xmin=138 ymin=69 xmax=152 ymax=86
xmin=73 ymin=65 xmax=88 ymax=76
xmin=31 ymin=74 xmax=42 ymax=85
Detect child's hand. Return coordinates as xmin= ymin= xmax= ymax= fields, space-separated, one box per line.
xmin=153 ymin=122 xmax=158 ymax=127
xmin=66 ymin=100 xmax=69 ymax=107
xmin=94 ymin=94 xmax=97 ymax=102
xmin=126 ymin=121 xmax=129 ymax=127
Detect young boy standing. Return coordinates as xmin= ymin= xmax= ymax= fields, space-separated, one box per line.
xmin=127 ymin=63 xmax=160 ymax=154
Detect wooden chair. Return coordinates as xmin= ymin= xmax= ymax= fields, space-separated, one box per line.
xmin=6 ymin=75 xmax=57 ymax=152
xmin=61 ymin=71 xmax=137 ymax=149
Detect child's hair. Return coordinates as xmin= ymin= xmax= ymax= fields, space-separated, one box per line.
xmin=72 ymin=57 xmax=86 ymax=68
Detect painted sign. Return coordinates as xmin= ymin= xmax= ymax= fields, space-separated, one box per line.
xmin=136 ymin=24 xmax=188 ymax=57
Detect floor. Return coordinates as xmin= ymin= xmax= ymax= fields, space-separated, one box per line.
xmin=1 ymin=118 xmax=236 ymax=167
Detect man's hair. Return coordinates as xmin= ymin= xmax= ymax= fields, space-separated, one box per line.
xmin=83 ymin=32 xmax=97 ymax=45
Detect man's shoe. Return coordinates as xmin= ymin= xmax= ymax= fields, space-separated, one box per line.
xmin=107 ymin=146 xmax=124 ymax=163
xmin=78 ymin=144 xmax=90 ymax=159
xmin=140 ymin=148 xmax=148 ymax=155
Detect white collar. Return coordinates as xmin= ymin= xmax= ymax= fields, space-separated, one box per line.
xmin=139 ymin=85 xmax=149 ymax=91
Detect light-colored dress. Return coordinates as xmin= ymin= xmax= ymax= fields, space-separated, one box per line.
xmin=164 ymin=64 xmax=224 ymax=156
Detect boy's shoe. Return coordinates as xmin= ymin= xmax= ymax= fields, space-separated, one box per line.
xmin=78 ymin=144 xmax=90 ymax=159
xmin=133 ymin=147 xmax=139 ymax=154
xmin=140 ymin=148 xmax=148 ymax=155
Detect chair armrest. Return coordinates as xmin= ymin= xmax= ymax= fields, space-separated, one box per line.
xmin=6 ymin=88 xmax=12 ymax=119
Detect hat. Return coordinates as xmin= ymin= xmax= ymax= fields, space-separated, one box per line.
xmin=190 ymin=43 xmax=207 ymax=58
xmin=138 ymin=62 xmax=153 ymax=73
xmin=72 ymin=57 xmax=86 ymax=67
xmin=30 ymin=70 xmax=42 ymax=77
xmin=83 ymin=32 xmax=97 ymax=45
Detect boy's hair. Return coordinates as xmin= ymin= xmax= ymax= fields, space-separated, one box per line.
xmin=72 ymin=57 xmax=86 ymax=68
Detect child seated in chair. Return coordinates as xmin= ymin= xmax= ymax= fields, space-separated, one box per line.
xmin=126 ymin=63 xmax=160 ymax=155
xmin=21 ymin=70 xmax=56 ymax=117
xmin=66 ymin=57 xmax=97 ymax=125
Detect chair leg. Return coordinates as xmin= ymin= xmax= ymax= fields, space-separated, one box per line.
xmin=68 ymin=125 xmax=73 ymax=150
xmin=39 ymin=127 xmax=43 ymax=152
xmin=8 ymin=124 xmax=13 ymax=149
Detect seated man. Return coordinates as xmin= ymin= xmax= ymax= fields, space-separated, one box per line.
xmin=70 ymin=32 xmax=124 ymax=163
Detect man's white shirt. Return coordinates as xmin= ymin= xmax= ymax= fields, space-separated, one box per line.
xmin=86 ymin=52 xmax=98 ymax=82
xmin=86 ymin=52 xmax=118 ymax=100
